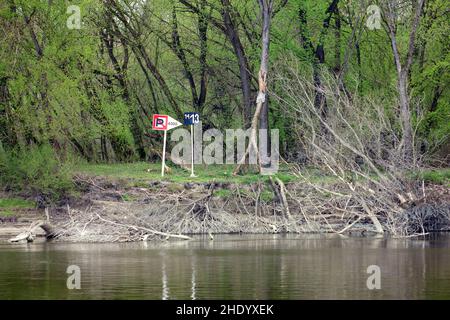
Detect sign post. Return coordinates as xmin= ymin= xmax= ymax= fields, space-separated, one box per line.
xmin=184 ymin=112 xmax=200 ymax=178
xmin=161 ymin=129 xmax=167 ymax=177
xmin=152 ymin=114 xmax=182 ymax=177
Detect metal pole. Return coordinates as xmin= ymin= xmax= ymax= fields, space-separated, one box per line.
xmin=190 ymin=125 xmax=195 ymax=177
xmin=161 ymin=130 xmax=167 ymax=177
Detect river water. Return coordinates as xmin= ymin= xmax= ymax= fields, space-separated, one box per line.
xmin=0 ymin=234 xmax=449 ymax=299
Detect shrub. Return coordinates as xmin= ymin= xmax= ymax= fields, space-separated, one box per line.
xmin=0 ymin=144 xmax=74 ymax=200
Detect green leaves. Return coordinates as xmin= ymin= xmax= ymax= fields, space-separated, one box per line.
xmin=0 ymin=0 xmax=448 ymax=174
xmin=0 ymin=144 xmax=74 ymax=199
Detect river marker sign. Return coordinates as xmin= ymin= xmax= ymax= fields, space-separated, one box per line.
xmin=184 ymin=112 xmax=200 ymax=177
xmin=152 ymin=114 xmax=182 ymax=177
xmin=183 ymin=112 xmax=200 ymax=125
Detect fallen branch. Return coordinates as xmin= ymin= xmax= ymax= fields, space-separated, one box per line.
xmin=95 ymin=213 xmax=193 ymax=240
xmin=275 ymin=177 xmax=291 ymax=218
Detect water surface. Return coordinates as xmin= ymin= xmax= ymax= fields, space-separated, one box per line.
xmin=1 ymin=234 xmax=449 ymax=299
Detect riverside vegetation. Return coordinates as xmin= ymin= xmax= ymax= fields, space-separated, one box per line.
xmin=0 ymin=0 xmax=449 ymax=242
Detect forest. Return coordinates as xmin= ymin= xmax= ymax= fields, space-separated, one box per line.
xmin=0 ymin=0 xmax=449 ymax=240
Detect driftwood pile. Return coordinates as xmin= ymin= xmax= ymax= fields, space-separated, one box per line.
xmin=6 ymin=174 xmax=448 ymax=244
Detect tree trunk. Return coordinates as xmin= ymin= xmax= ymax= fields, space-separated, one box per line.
xmin=298 ymin=1 xmax=340 ymax=120
xmin=221 ymin=0 xmax=254 ymax=128
xmin=333 ymin=6 xmax=341 ymax=75
xmin=385 ymin=0 xmax=425 ymax=164
xmin=233 ymin=0 xmax=273 ymax=175
xmin=398 ymin=75 xmax=414 ymax=162
xmin=136 ymin=44 xmax=184 ymax=120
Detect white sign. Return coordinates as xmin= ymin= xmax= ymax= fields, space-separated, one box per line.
xmin=151 ymin=114 xmax=182 ymax=177
xmin=166 ymin=115 xmax=182 ymax=131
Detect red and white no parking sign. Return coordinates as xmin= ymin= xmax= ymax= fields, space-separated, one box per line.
xmin=152 ymin=114 xmax=168 ymax=131
xmin=152 ymin=114 xmax=182 ymax=131
xmin=151 ymin=114 xmax=182 ymax=177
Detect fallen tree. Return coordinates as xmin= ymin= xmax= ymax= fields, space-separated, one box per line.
xmin=8 ymin=220 xmax=58 ymax=243
xmin=272 ymin=57 xmax=449 ymax=237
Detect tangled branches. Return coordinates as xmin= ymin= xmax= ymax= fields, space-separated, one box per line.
xmin=272 ymin=58 xmax=449 ymax=236
xmin=15 ymin=175 xmax=449 ymax=243
xmin=45 ymin=181 xmax=296 ymax=242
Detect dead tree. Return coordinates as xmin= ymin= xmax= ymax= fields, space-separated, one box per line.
xmin=233 ymin=0 xmax=273 ymax=175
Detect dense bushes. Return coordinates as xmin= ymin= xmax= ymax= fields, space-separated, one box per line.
xmin=0 ymin=144 xmax=74 ymax=200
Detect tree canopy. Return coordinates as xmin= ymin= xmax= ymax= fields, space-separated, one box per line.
xmin=0 ymin=0 xmax=448 ymax=164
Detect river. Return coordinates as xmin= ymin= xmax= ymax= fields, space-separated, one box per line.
xmin=1 ymin=234 xmax=449 ymax=299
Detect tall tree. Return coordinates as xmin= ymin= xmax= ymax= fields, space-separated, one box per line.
xmin=234 ymin=0 xmax=274 ymax=174
xmin=382 ymin=0 xmax=426 ymax=163
xmin=180 ymin=0 xmax=255 ymax=127
xmin=298 ymin=0 xmax=340 ymax=119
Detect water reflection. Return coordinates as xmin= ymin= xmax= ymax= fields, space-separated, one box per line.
xmin=191 ymin=255 xmax=196 ymax=300
xmin=0 ymin=234 xmax=449 ymax=299
xmin=161 ymin=252 xmax=169 ymax=300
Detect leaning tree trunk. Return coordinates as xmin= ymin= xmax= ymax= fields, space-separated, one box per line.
xmin=233 ymin=0 xmax=273 ymax=175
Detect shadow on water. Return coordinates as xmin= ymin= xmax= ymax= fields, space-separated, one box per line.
xmin=0 ymin=233 xmax=450 ymax=299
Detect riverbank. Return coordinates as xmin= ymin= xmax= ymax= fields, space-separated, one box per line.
xmin=1 ymin=164 xmax=449 ymax=242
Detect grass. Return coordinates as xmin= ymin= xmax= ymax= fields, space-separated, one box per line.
xmin=0 ymin=210 xmax=15 ymax=217
xmin=120 ymin=194 xmax=141 ymax=202
xmin=415 ymin=168 xmax=450 ymax=186
xmin=214 ymin=189 xmax=233 ymax=198
xmin=0 ymin=198 xmax=35 ymax=209
xmin=0 ymin=197 xmax=35 ymax=217
xmin=260 ymin=190 xmax=275 ymax=202
xmin=73 ymin=162 xmax=298 ymax=185
xmin=73 ymin=162 xmax=450 ymax=188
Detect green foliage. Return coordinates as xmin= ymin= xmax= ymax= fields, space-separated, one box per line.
xmin=0 ymin=210 xmax=15 ymax=217
xmin=0 ymin=0 xmax=136 ymax=161
xmin=419 ymin=96 xmax=450 ymax=146
xmin=0 ymin=144 xmax=74 ymax=199
xmin=0 ymin=0 xmax=448 ymax=196
xmin=416 ymin=169 xmax=450 ymax=186
xmin=411 ymin=0 xmax=450 ymax=149
xmin=0 ymin=197 xmax=35 ymax=217
xmin=0 ymin=198 xmax=35 ymax=209
xmin=259 ymin=190 xmax=275 ymax=203
xmin=214 ymin=189 xmax=233 ymax=198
